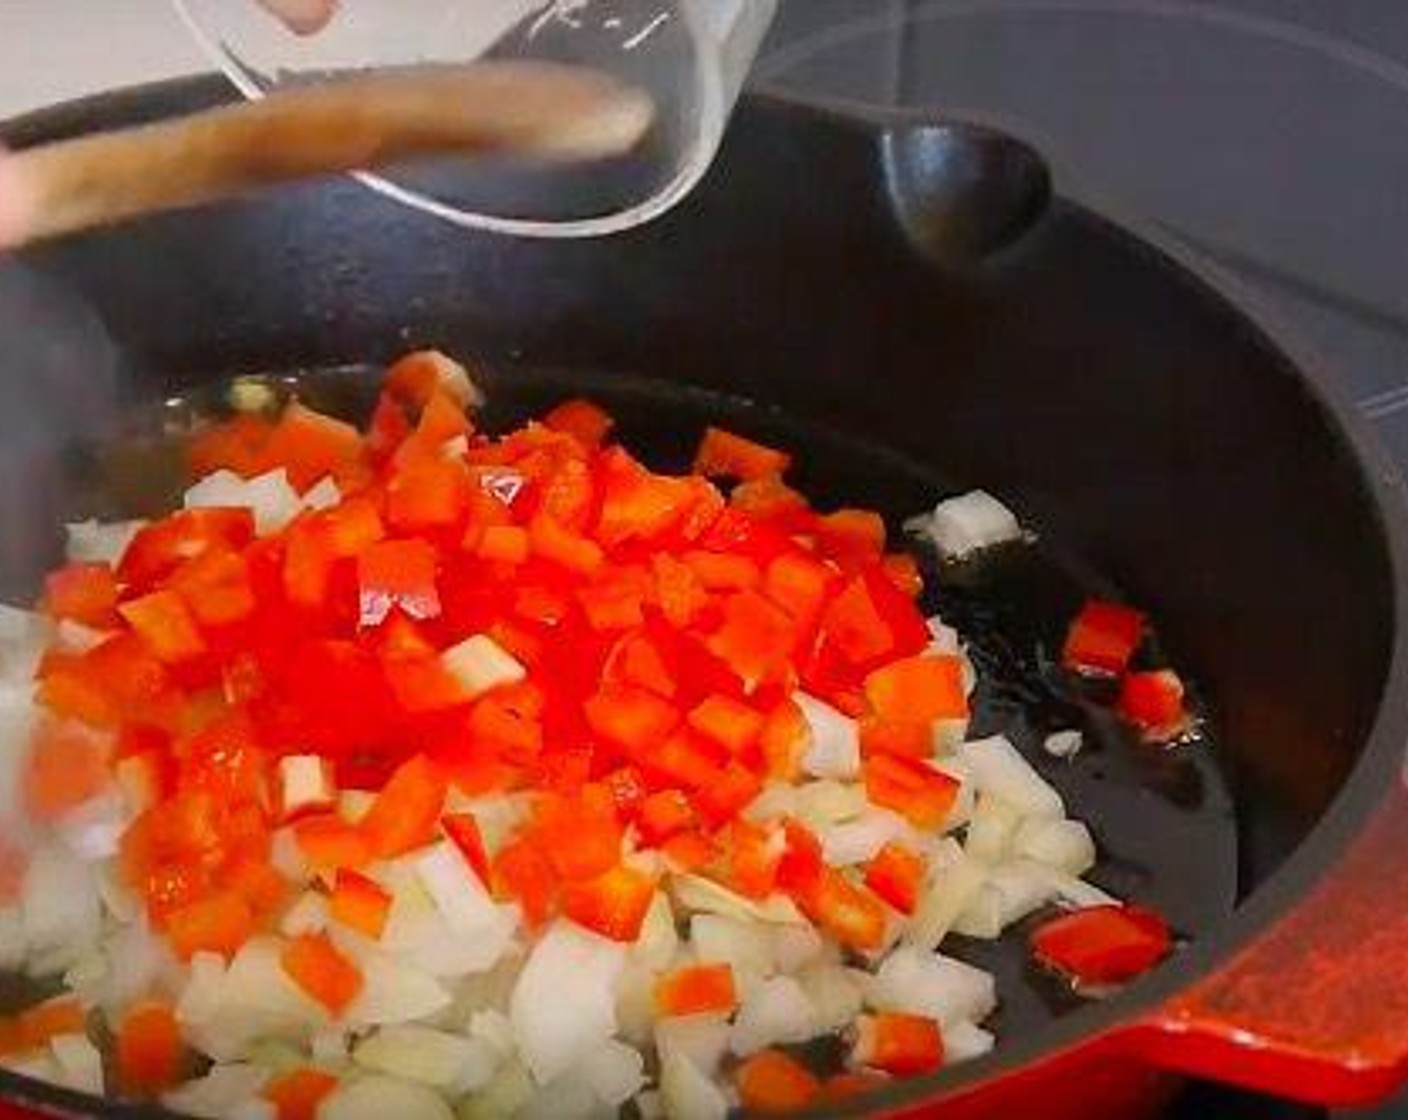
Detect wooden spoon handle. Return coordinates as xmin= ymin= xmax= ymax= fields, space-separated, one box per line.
xmin=3 ymin=61 xmax=652 ymax=246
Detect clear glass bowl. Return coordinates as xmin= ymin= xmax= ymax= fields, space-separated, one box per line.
xmin=175 ymin=0 xmax=776 ymax=237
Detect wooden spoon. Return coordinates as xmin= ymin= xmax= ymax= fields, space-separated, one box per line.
xmin=0 ymin=61 xmax=653 ymax=248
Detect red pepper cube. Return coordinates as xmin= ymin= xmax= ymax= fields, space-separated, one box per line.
xmin=494 ymin=837 xmax=557 ymax=928
xmin=814 ymin=508 xmax=887 ymax=564
xmin=169 ymin=549 xmax=257 ymax=628
xmin=864 ymin=841 xmax=927 ymax=915
xmin=721 ymin=819 xmax=782 ymax=900
xmin=263 ymin=1068 xmax=339 ymax=1120
xmin=595 ymin=447 xmax=697 ymax=546
xmin=264 ymin=402 xmax=365 ymax=493
xmin=1062 ymin=599 xmax=1146 ymax=677
xmin=654 ymin=963 xmax=738 ymax=1017
xmin=853 ymin=1012 xmax=944 ymax=1077
xmin=165 ymin=891 xmax=254 ymax=961
xmin=585 ymin=685 xmax=681 ymax=754
xmin=476 ymin=525 xmax=530 ymax=564
xmin=1030 ymin=903 xmax=1172 ymax=986
xmin=281 ymin=932 xmax=364 ymax=1016
xmin=637 ymin=789 xmax=698 ymax=846
xmin=706 ymin=591 xmax=797 ymax=687
xmin=441 ymin=812 xmax=492 ymax=887
xmin=329 ymin=868 xmax=392 ymax=939
xmin=736 ymin=1050 xmax=821 ymax=1114
xmin=864 ymin=753 xmax=960 ymax=830
xmin=42 ymin=561 xmax=119 ymax=627
xmin=762 ymin=550 xmax=835 ymax=628
xmin=602 ymin=632 xmax=678 ymax=699
xmin=1118 ymin=669 xmax=1189 ymax=741
xmin=357 ymin=538 xmax=441 ymax=627
xmin=528 ymin=511 xmax=604 ymax=575
xmin=686 ymin=694 xmax=766 ymax=756
xmin=693 ymin=426 xmax=792 ymax=482
xmin=559 ymin=864 xmax=656 ymax=942
xmin=119 ymin=507 xmax=255 ymax=589
xmin=542 ymin=398 xmax=614 ymax=448
xmin=359 ymin=754 xmax=447 ymax=859
xmin=863 ymin=654 xmax=968 ymax=724
xmin=386 ymin=457 xmax=473 ymax=533
xmin=118 ymin=589 xmax=209 ymax=664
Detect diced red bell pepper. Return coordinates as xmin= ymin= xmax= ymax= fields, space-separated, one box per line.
xmin=3 ymin=999 xmax=85 ymax=1056
xmin=542 ymin=398 xmax=614 ymax=448
xmin=662 ymin=830 xmax=719 ymax=873
xmin=864 ymin=841 xmax=926 ymax=915
xmin=385 ymin=457 xmax=473 ymax=533
xmin=603 ymin=765 xmax=649 ymax=820
xmin=384 ymin=654 xmax=473 ymax=714
xmin=814 ymin=509 xmax=886 ymax=564
xmin=759 ymin=698 xmax=809 ymax=782
xmin=559 ymin=864 xmax=656 ymax=942
xmin=686 ymin=694 xmax=765 ymax=756
xmin=602 ymin=631 xmax=678 ymax=699
xmin=38 ymin=633 xmax=172 ymax=728
xmin=493 ymin=836 xmax=557 ymax=927
xmin=415 ymin=388 xmax=472 ymax=446
xmin=359 ymin=754 xmax=446 ymax=859
xmin=532 ymin=787 xmax=622 ymax=880
xmin=367 ymin=392 xmax=412 ymax=464
xmin=694 ymin=762 xmax=763 ymax=828
xmin=863 ymin=654 xmax=968 ymax=723
xmin=655 ymin=963 xmax=738 ymax=1017
xmin=528 ymin=511 xmax=604 ymax=575
xmin=637 ymin=789 xmax=697 ymax=846
xmin=881 ymin=552 xmax=924 ymax=598
xmin=681 ymin=550 xmax=762 ymax=592
xmin=119 ymin=508 xmax=255 ymax=589
xmin=476 ymin=525 xmax=530 ymax=564
xmin=119 ymin=589 xmax=208 ymax=664
xmin=263 ymin=1068 xmax=339 ymax=1120
xmin=650 ymin=553 xmax=708 ymax=628
xmin=864 ymin=754 xmax=960 ymax=829
xmin=169 ymin=549 xmax=257 ymax=628
xmin=188 ymin=413 xmax=277 ymax=480
xmin=357 ymin=538 xmax=441 ymax=627
xmin=41 ymin=561 xmax=119 ymax=627
xmin=649 ymin=729 xmax=729 ymax=792
xmin=762 ymin=551 xmax=835 ymax=629
xmin=330 ymin=867 xmax=392 ymax=939
xmin=799 ymin=867 xmax=888 ymax=951
xmin=857 ymin=716 xmax=933 ymax=760
xmin=179 ymin=711 xmax=270 ymax=805
xmin=730 ymin=475 xmax=809 ymax=523
xmin=466 ymin=690 xmax=544 ymax=764
xmin=694 ymin=426 xmax=792 ymax=482
xmin=596 ymin=449 xmax=697 ymax=547
xmin=736 ymin=1049 xmax=821 ymax=1114
xmin=853 ymin=1012 xmax=944 ymax=1077
xmin=585 ymin=685 xmax=680 ymax=753
xmin=720 ymin=819 xmax=781 ymax=900
xmin=264 ymin=402 xmax=365 ymax=492
xmin=293 ymin=814 xmax=372 ymax=870
xmin=706 ymin=591 xmax=797 ymax=687
xmin=441 ymin=812 xmax=492 ymax=887
xmin=23 ymin=720 xmax=111 ymax=821
xmin=1118 ymin=669 xmax=1189 ymax=740
xmin=577 ymin=570 xmax=650 ymax=632
xmin=775 ymin=819 xmax=825 ymax=897
xmin=115 ymin=1002 xmax=184 ymax=1096
xmin=1062 ymin=599 xmax=1146 ymax=677
xmin=1030 ymin=904 xmax=1172 ymax=985
xmin=226 ymin=856 xmax=290 ymax=916
xmin=165 ymin=890 xmax=254 ymax=961
xmin=282 ymin=932 xmax=363 ymax=1016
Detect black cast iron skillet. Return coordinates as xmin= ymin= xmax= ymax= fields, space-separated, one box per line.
xmin=1 ymin=76 xmax=1408 ymax=1118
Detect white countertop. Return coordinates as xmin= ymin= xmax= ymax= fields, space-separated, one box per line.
xmin=0 ymin=0 xmax=203 ymax=118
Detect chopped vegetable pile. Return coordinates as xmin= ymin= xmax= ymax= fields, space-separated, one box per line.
xmin=0 ymin=351 xmax=1183 ymax=1118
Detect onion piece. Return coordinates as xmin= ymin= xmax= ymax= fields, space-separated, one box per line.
xmin=654 ymin=1013 xmax=731 ymax=1076
xmin=820 ymin=809 xmax=912 ymax=867
xmin=1043 ymin=729 xmax=1084 ymax=759
xmin=321 ymin=1074 xmax=454 ymax=1120
xmin=945 ymin=1020 xmax=996 ymax=1064
xmin=957 ymin=736 xmax=1064 ymax=818
xmin=302 ymin=476 xmax=342 ymax=511
xmin=441 ymin=635 xmax=525 ymax=698
xmin=951 ymin=883 xmax=1003 ymax=939
xmin=868 ymin=947 xmax=997 ymax=1027
xmin=905 ymin=850 xmax=988 ymax=951
xmin=671 ymin=875 xmax=803 ymax=926
xmin=1013 ymin=818 xmax=1096 ymax=876
xmin=49 ymin=1033 xmax=103 ymax=1095
xmin=987 ymin=859 xmax=1060 ymax=926
xmin=412 ymin=842 xmax=516 ymax=971
xmin=510 ymin=920 xmax=625 ymax=1084
xmin=922 ymin=490 xmax=1023 ymax=560
xmin=792 ymin=780 xmax=867 ymax=829
xmin=659 ymin=1039 xmax=729 ymax=1120
xmin=184 ymin=468 xmax=302 ymax=536
xmin=730 ymin=975 xmax=820 ymax=1056
xmin=796 ymin=694 xmax=860 ymax=781
xmin=690 ymin=913 xmax=775 ymax=986
xmin=21 ymin=845 xmax=100 ymax=973
xmin=963 ymin=794 xmax=1023 ymax=866
xmin=161 ymin=1064 xmax=269 ymax=1119
xmin=797 ymin=965 xmax=863 ymax=1032
xmin=353 ymin=1025 xmax=499 ymax=1094
xmin=64 ymin=519 xmax=143 ymax=566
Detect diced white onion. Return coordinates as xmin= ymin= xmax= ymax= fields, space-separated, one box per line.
xmin=21 ymin=845 xmax=100 ymax=972
xmin=957 ymin=736 xmax=1064 ymax=818
xmin=413 ymin=843 xmax=515 ymax=966
xmin=302 ymin=476 xmax=342 ymax=510
xmin=161 ymin=1063 xmax=269 ymax=1119
xmin=796 ymin=694 xmax=860 ymax=780
xmin=53 ymin=789 xmax=126 ymax=861
xmin=987 ymin=859 xmax=1060 ymax=926
xmin=510 ymin=920 xmax=625 ymax=1084
xmin=868 ymin=947 xmax=997 ymax=1027
xmin=280 ymin=892 xmax=329 ymax=937
xmin=579 ymin=1040 xmax=646 ymax=1108
xmin=184 ymin=468 xmax=302 ymax=536
xmin=944 ymin=1020 xmax=996 ymax=1064
xmin=654 ymin=1013 xmax=731 ymax=1076
xmin=321 ymin=1074 xmax=453 ymax=1120
xmin=353 ymin=1025 xmax=499 ymax=1094
xmin=690 ymin=914 xmax=774 ymax=985
xmin=951 ymin=883 xmax=1004 ymax=939
xmin=792 ymin=780 xmax=867 ymax=829
xmin=49 ymin=1033 xmax=104 ymax=1095
xmin=820 ymin=810 xmax=911 ymax=867
xmin=1043 ymin=729 xmax=1084 ymax=759
xmin=659 ymin=1041 xmax=729 ymax=1120
xmin=905 ymin=851 xmax=988 ymax=951
xmin=730 ymin=975 xmax=820 ymax=1056
xmin=441 ymin=635 xmax=526 ymax=698
xmin=671 ymin=875 xmax=802 ymax=926
xmin=963 ymin=794 xmax=1023 ymax=866
xmin=1014 ymin=818 xmax=1096 ymax=876
xmin=769 ymin=923 xmax=824 ymax=973
xmin=923 ymin=490 xmax=1023 ymax=559
xmin=343 ymin=946 xmax=451 ymax=1027
xmin=278 ymin=755 xmax=336 ymax=821
xmin=633 ymin=892 xmax=680 ymax=973
xmin=796 ymin=965 xmax=863 ymax=1032
xmin=65 ymin=519 xmax=143 ymax=566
